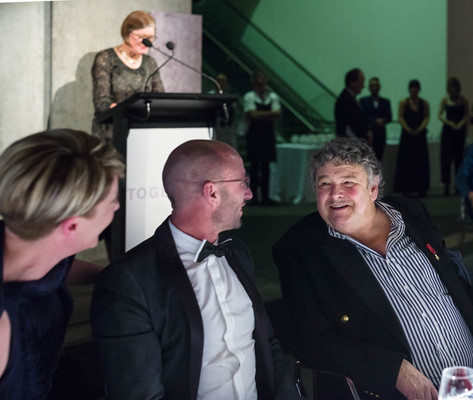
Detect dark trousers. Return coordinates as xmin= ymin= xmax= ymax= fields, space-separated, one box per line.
xmin=249 ymin=161 xmax=270 ymax=202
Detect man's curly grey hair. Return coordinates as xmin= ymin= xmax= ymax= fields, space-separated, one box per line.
xmin=310 ymin=137 xmax=384 ymax=199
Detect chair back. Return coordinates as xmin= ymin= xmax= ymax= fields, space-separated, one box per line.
xmin=294 ymin=361 xmax=361 ymax=400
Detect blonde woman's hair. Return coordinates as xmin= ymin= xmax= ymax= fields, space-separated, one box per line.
xmin=0 ymin=129 xmax=124 ymax=240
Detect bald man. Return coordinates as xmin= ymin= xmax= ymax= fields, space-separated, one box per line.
xmin=91 ymin=140 xmax=298 ymax=400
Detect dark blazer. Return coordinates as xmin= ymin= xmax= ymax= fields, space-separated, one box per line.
xmin=273 ymin=197 xmax=473 ymax=400
xmin=334 ymin=89 xmax=369 ymax=140
xmin=359 ymin=96 xmax=392 ymax=128
xmin=360 ymin=95 xmax=392 ymax=160
xmin=91 ymin=219 xmax=297 ymax=400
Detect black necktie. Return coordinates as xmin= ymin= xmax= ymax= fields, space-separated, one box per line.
xmin=196 ymin=238 xmax=232 ymax=262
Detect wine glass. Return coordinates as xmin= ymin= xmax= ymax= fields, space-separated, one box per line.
xmin=439 ymin=367 xmax=473 ymax=399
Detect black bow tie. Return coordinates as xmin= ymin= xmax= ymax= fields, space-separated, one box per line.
xmin=196 ymin=239 xmax=232 ymax=262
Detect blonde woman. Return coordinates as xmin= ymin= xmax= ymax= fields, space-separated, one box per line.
xmin=0 ymin=129 xmax=124 ymax=398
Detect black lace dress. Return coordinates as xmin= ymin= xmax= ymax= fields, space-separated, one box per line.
xmin=91 ymin=48 xmax=165 ymax=139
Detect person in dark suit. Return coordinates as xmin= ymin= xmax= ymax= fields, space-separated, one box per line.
xmin=273 ymin=137 xmax=473 ymax=400
xmin=360 ymin=77 xmax=392 ymax=161
xmin=334 ymin=68 xmax=373 ymax=145
xmin=91 ymin=140 xmax=298 ymax=400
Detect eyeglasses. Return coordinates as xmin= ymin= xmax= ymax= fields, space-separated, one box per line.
xmin=129 ymin=32 xmax=156 ymax=41
xmin=209 ymin=176 xmax=251 ymax=188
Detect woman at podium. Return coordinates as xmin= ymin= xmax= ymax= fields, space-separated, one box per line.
xmin=92 ymin=10 xmax=164 ymax=140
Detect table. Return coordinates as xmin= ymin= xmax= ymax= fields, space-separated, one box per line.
xmin=271 ymin=143 xmax=322 ymax=204
xmin=270 ymin=140 xmax=443 ymax=204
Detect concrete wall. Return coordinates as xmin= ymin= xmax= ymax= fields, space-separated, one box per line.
xmin=0 ymin=0 xmax=191 ymax=153
xmin=0 ymin=2 xmax=49 ymax=151
xmin=448 ymin=0 xmax=473 ymax=142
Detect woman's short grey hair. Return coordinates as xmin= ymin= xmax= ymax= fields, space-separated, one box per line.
xmin=310 ymin=137 xmax=384 ymax=198
xmin=0 ymin=129 xmax=125 ymax=240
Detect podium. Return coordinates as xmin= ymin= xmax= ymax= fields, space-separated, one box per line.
xmin=96 ymin=92 xmax=239 ymax=261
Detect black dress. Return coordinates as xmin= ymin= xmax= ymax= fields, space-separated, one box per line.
xmin=394 ymin=98 xmax=430 ymax=195
xmin=441 ymin=102 xmax=467 ymax=184
xmin=91 ymin=48 xmax=165 ymax=140
xmin=0 ymin=220 xmax=74 ymax=399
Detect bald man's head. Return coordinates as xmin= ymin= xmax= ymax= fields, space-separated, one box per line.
xmin=162 ymin=140 xmax=241 ymax=209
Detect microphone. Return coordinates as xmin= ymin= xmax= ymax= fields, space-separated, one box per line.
xmin=142 ymin=39 xmax=230 ymax=123
xmin=143 ymin=40 xmax=174 ymax=93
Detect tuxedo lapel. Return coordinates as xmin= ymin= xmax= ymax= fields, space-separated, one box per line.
xmin=153 ymin=221 xmax=204 ymax=400
xmin=369 ymin=97 xmax=378 ymax=112
xmin=225 ymin=249 xmax=262 ymax=309
xmin=345 ymin=89 xmax=360 ymax=110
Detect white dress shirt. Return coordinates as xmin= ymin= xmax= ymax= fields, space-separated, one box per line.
xmin=169 ymin=220 xmax=257 ymax=400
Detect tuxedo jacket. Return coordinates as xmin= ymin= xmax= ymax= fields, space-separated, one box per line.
xmin=334 ymin=89 xmax=369 ymax=140
xmin=273 ymin=197 xmax=473 ymax=400
xmin=91 ymin=219 xmax=297 ymax=400
xmin=359 ymin=96 xmax=392 ymax=131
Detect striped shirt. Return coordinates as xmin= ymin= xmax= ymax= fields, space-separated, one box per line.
xmin=328 ymin=201 xmax=473 ymax=387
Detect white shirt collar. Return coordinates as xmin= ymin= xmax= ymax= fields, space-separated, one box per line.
xmin=168 ymin=219 xmax=205 ymax=262
xmin=168 ymin=219 xmax=224 ymax=263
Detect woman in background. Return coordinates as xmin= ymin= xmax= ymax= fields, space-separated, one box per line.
xmin=92 ymin=10 xmax=164 ymax=140
xmin=438 ymin=77 xmax=469 ymax=196
xmin=394 ymin=79 xmax=430 ymax=198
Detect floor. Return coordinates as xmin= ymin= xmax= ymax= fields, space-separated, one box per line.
xmin=61 ymin=188 xmax=473 ymax=398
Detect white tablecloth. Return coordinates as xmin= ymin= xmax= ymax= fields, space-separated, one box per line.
xmin=270 ymin=143 xmax=322 ymax=204
xmin=270 ymin=141 xmax=443 ymax=204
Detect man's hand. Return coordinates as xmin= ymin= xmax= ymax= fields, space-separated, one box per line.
xmin=453 ymin=121 xmax=464 ymax=130
xmin=396 ymin=359 xmax=438 ymax=400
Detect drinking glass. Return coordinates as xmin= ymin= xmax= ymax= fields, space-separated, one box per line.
xmin=439 ymin=367 xmax=473 ymax=399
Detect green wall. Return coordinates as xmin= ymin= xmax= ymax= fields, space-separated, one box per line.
xmin=238 ymin=0 xmax=447 ymax=137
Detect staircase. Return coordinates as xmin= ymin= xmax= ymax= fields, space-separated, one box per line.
xmin=193 ymin=0 xmax=337 ymax=142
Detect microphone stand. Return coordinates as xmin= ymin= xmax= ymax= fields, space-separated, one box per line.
xmin=144 ymin=46 xmax=174 ymax=93
xmin=142 ymin=39 xmax=230 ymax=123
